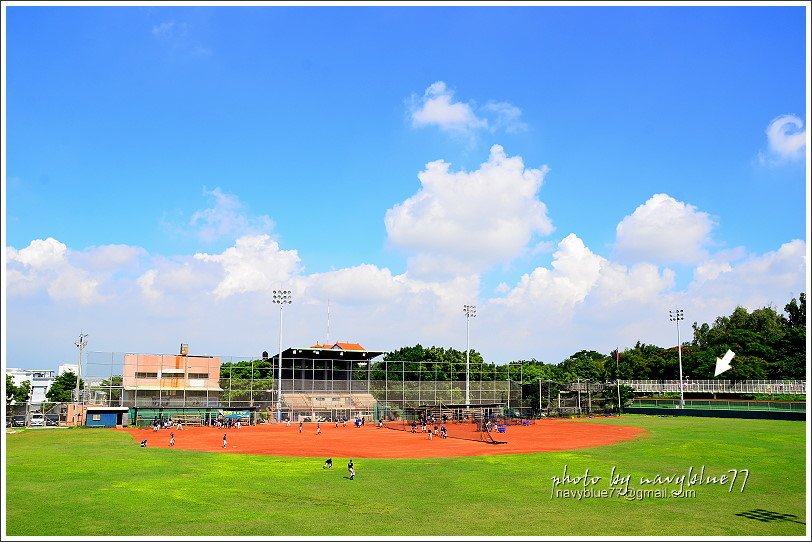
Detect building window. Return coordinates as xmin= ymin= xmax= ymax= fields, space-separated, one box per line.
xmin=135 ymin=372 xmax=158 ymax=379
xmin=92 ymin=414 xmax=101 ymax=421
xmin=187 ymin=373 xmax=209 ymax=379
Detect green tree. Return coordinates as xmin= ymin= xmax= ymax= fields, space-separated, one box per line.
xmin=14 ymin=380 xmax=32 ymax=404
xmin=219 ymin=360 xmax=275 ymax=403
xmin=774 ymin=294 xmax=806 ymax=379
xmin=689 ymin=301 xmax=802 ymax=379
xmin=559 ymin=350 xmax=608 ymax=382
xmin=604 ymin=384 xmax=636 ymax=411
xmin=46 ymin=371 xmax=84 ymax=403
xmin=96 ymin=375 xmax=123 ymax=403
xmin=6 ymin=375 xmax=16 ymax=406
xmin=6 ymin=376 xmax=32 ymax=405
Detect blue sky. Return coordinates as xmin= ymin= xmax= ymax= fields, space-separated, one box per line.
xmin=3 ymin=3 xmax=809 ymax=371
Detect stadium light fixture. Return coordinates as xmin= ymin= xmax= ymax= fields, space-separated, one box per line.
xmin=463 ymin=304 xmax=476 ymax=407
xmin=74 ymin=332 xmax=88 ymax=426
xmin=273 ymin=290 xmax=292 ymax=422
xmin=669 ymin=308 xmax=685 ymax=408
xmin=616 ymin=348 xmax=622 ymax=414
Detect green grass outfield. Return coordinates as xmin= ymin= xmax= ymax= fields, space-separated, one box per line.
xmin=4 ymin=415 xmax=807 ymax=537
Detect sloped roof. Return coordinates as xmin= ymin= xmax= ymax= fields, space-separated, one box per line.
xmin=309 ymin=342 xmax=366 ymax=351
xmin=333 ymin=342 xmax=365 ymax=351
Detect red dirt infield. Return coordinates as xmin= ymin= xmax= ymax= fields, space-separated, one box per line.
xmin=122 ymin=418 xmax=646 ymax=459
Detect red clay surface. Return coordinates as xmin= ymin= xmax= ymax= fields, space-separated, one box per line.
xmin=121 ymin=418 xmax=646 ymax=458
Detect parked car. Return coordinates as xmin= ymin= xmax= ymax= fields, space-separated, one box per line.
xmin=12 ymin=416 xmax=26 ymax=427
xmin=30 ymin=413 xmax=45 ymax=427
xmin=45 ymin=415 xmax=60 ymax=426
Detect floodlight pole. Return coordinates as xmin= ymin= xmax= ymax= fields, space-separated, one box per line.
xmin=273 ymin=290 xmax=292 ymax=422
xmin=547 ymin=380 xmax=551 ymax=414
xmin=74 ymin=332 xmax=88 ymax=426
xmin=538 ymin=379 xmax=542 ymax=414
xmin=616 ymin=348 xmax=622 ymax=414
xmin=463 ymin=305 xmax=476 ymax=408
xmin=669 ymin=309 xmax=685 ymax=409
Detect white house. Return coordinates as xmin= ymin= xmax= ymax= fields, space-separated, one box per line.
xmin=6 ymin=368 xmax=56 ymax=404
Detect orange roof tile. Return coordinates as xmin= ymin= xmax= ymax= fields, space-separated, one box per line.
xmin=333 ymin=342 xmax=365 ymax=351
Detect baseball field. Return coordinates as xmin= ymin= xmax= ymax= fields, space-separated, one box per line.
xmin=4 ymin=415 xmax=807 ymax=537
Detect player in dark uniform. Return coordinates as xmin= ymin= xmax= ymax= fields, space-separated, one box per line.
xmin=323 ymin=457 xmax=333 ymax=469
xmin=347 ymin=459 xmax=355 ymax=480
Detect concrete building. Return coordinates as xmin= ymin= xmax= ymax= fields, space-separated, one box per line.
xmin=5 ymin=368 xmax=55 ymax=404
xmin=122 ymin=345 xmax=222 ymax=407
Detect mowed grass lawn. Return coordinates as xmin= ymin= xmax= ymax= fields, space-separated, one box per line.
xmin=4 ymin=415 xmax=807 ymax=537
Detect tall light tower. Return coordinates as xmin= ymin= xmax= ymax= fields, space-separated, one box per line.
xmin=463 ymin=304 xmax=476 ymax=407
xmin=273 ymin=290 xmax=292 ymax=421
xmin=669 ymin=308 xmax=685 ymax=409
xmin=74 ymin=332 xmax=88 ymax=426
xmin=616 ymin=348 xmax=622 ymax=414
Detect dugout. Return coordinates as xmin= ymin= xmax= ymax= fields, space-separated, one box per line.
xmin=129 ymin=406 xmax=260 ymax=427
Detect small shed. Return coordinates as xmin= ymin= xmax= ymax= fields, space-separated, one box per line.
xmin=85 ymin=406 xmax=129 ymax=427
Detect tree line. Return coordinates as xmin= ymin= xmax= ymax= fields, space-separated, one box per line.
xmin=6 ymin=294 xmax=804 ymax=406
xmin=217 ymin=293 xmax=805 ymax=390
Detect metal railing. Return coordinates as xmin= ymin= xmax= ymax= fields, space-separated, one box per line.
xmin=616 ymin=379 xmax=806 ymax=395
xmin=630 ymin=398 xmax=806 ymax=412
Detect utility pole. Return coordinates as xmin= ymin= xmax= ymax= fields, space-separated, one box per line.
xmin=74 ymin=332 xmax=88 ymax=426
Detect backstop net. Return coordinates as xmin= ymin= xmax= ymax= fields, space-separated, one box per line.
xmin=66 ymin=352 xmax=530 ymax=426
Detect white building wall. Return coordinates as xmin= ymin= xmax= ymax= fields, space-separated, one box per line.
xmin=5 ymin=368 xmax=55 ymax=404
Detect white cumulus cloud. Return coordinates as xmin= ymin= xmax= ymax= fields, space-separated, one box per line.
xmin=137 ymin=269 xmax=162 ymax=301
xmin=385 ymin=145 xmax=552 ymax=278
xmin=482 ymin=101 xmax=528 ymax=134
xmin=687 ymin=239 xmax=807 ymax=310
xmin=305 ymin=265 xmax=406 ymax=304
xmin=193 ymin=234 xmax=301 ymax=299
xmin=495 ymin=233 xmax=674 ymax=314
xmin=408 ymin=82 xmax=526 ymax=137
xmin=6 ymin=238 xmax=108 ymax=304
xmin=614 ymin=193 xmax=716 ymax=265
xmin=189 ymin=187 xmax=274 ymax=243
xmin=7 ymin=237 xmax=67 ymax=268
xmin=409 ymin=81 xmax=487 ymax=134
xmin=764 ymin=114 xmax=806 ymax=162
